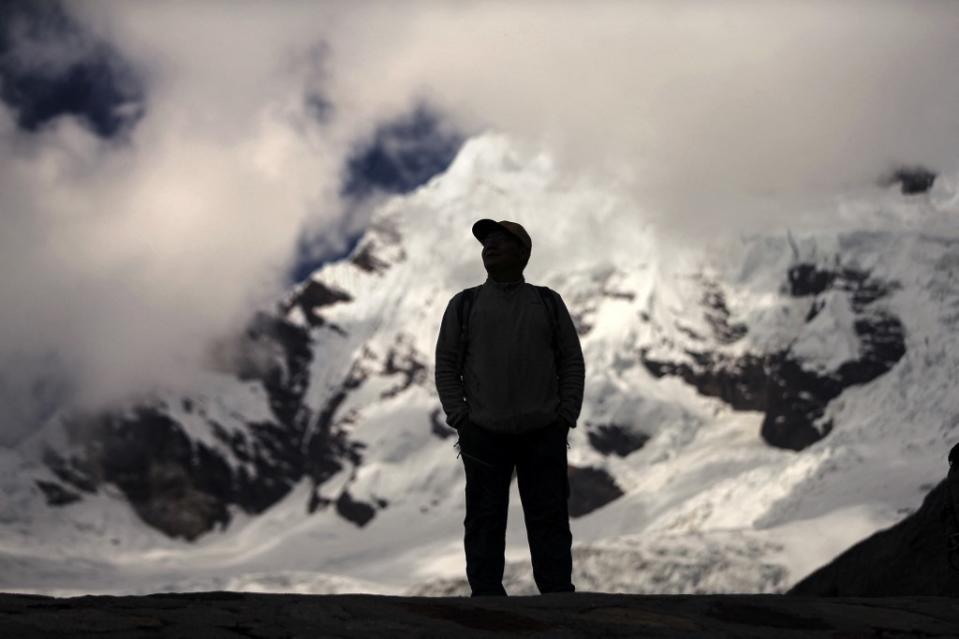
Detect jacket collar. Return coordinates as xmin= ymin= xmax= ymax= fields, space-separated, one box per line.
xmin=484 ymin=274 xmax=525 ymax=292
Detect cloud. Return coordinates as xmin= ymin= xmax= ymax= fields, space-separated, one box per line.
xmin=2 ymin=0 xmax=959 ymax=441
xmin=0 ymin=2 xmax=349 ymax=441
xmin=315 ymin=1 xmax=959 ymax=236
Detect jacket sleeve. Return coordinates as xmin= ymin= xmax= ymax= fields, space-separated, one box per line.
xmin=434 ymin=294 xmax=470 ymax=430
xmin=553 ymin=291 xmax=585 ymax=428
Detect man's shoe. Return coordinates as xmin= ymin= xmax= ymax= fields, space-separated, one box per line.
xmin=538 ymin=583 xmax=575 ymax=594
xmin=470 ymin=585 xmax=508 ymax=597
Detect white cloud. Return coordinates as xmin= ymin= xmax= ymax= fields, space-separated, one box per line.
xmin=316 ymin=1 xmax=959 ymax=236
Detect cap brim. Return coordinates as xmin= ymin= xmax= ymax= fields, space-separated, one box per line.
xmin=471 ymin=219 xmax=506 ymax=244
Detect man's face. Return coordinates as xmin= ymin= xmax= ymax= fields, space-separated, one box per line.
xmin=482 ymin=229 xmax=526 ymax=271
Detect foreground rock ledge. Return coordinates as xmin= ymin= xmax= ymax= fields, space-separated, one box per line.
xmin=2 ymin=592 xmax=958 ymax=638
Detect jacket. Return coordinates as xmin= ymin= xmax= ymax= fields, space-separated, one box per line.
xmin=434 ymin=275 xmax=585 ymax=434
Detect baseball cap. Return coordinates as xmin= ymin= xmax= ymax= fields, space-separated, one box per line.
xmin=471 ymin=219 xmax=532 ymax=255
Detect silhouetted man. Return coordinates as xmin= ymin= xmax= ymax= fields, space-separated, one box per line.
xmin=434 ymin=219 xmax=585 ymax=596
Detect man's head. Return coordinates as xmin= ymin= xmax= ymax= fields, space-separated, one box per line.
xmin=472 ymin=219 xmax=531 ymax=281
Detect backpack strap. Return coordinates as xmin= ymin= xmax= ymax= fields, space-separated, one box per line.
xmin=535 ymin=285 xmax=562 ymax=364
xmin=455 ymin=286 xmax=480 ymax=375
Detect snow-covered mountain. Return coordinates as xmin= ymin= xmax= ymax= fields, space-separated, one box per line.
xmin=2 ymin=134 xmax=958 ymax=597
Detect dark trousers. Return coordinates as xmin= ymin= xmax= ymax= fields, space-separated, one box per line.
xmin=456 ymin=419 xmax=575 ymax=596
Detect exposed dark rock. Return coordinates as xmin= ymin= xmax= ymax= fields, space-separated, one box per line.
xmin=760 ymin=309 xmax=905 ymax=451
xmin=790 ymin=449 xmax=959 ymax=596
xmin=642 ymin=352 xmax=768 ymax=412
xmin=643 ymin=265 xmax=906 ymax=451
xmin=219 ymin=420 xmax=306 ymax=514
xmin=42 ymin=448 xmax=98 ymax=494
xmin=303 ymin=355 xmax=375 ymax=501
xmin=805 ymin=298 xmax=824 ymax=322
xmin=307 ymin=490 xmax=333 ymax=514
xmin=787 ymin=263 xmax=899 ymax=307
xmin=43 ymin=393 xmax=361 ymax=538
xmin=40 ymin=313 xmax=376 ymax=537
xmin=48 ymin=408 xmax=235 ymax=540
xmin=207 ymin=310 xmax=318 ymax=422
xmin=787 ymin=264 xmax=835 ymax=297
xmin=430 ymin=407 xmax=456 ymax=440
xmin=294 ymin=280 xmax=353 ymax=310
xmin=218 ymin=319 xmax=368 ymax=524
xmin=207 ymin=310 xmax=332 ymax=512
xmin=34 ymin=480 xmax=81 ymax=506
xmin=246 ymin=312 xmax=314 ymax=428
xmin=284 ymin=280 xmax=353 ymax=328
xmin=4 ymin=592 xmax=958 ymax=638
xmin=302 ymin=390 xmax=354 ymax=488
xmin=840 ymin=313 xmax=906 ymax=383
xmin=336 ymin=490 xmax=376 ymax=527
xmin=567 ymin=465 xmax=624 ymax=518
xmin=350 ymin=242 xmax=391 ymax=274
xmin=675 ymin=323 xmax=704 ymax=342
xmin=759 ymin=353 xmax=839 ymax=452
xmin=881 ymin=165 xmax=937 ymax=195
xmin=380 ymin=335 xmax=428 ymax=399
xmin=700 ymin=280 xmax=747 ymax=344
xmin=835 ymin=268 xmax=898 ymax=310
xmin=586 ymin=424 xmax=649 ymax=457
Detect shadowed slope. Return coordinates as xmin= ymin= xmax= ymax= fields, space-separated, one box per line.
xmin=790 ymin=447 xmax=959 ymax=597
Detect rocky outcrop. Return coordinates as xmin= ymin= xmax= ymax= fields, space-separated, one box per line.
xmin=699 ymin=278 xmax=748 ymax=345
xmin=282 ymin=280 xmax=352 ymax=331
xmin=247 ymin=312 xmax=315 ymax=427
xmin=586 ymin=423 xmax=649 ymax=458
xmin=762 ymin=265 xmax=906 ymax=450
xmin=43 ymin=408 xmax=235 ymax=540
xmin=348 ymin=219 xmax=407 ymax=276
xmin=33 ymin=479 xmax=81 ymax=506
xmin=642 ymin=264 xmax=906 ymax=451
xmin=880 ymin=165 xmax=937 ymax=195
xmin=568 ymin=465 xmax=624 ymax=518
xmin=379 ymin=333 xmax=429 ymax=400
xmin=350 ymin=243 xmax=392 ymax=274
xmin=335 ymin=491 xmax=377 ymax=528
xmin=38 ymin=309 xmax=374 ymax=539
xmin=789 ymin=446 xmax=959 ymax=596
xmin=3 ymin=592 xmax=958 ymax=638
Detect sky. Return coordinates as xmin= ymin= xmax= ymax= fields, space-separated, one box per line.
xmin=1 ymin=0 xmax=959 ymax=443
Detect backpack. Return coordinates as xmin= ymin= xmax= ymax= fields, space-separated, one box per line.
xmin=454 ymin=284 xmax=561 ymax=375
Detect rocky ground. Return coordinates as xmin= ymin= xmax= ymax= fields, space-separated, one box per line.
xmin=2 ymin=591 xmax=958 ymax=638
